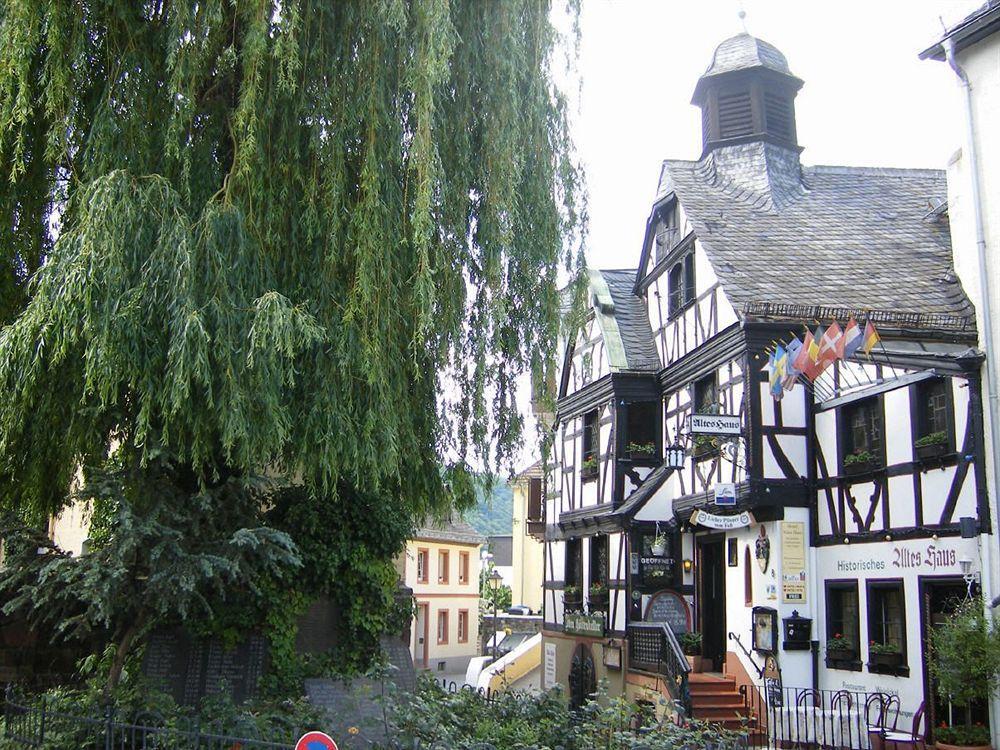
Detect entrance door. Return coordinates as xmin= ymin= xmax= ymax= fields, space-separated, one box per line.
xmin=922 ymin=579 xmax=987 ymax=739
xmin=415 ymin=602 xmax=429 ymax=668
xmin=698 ymin=536 xmax=727 ymax=672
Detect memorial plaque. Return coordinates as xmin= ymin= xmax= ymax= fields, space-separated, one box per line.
xmin=141 ymin=628 xmax=268 ymax=706
xmin=143 ymin=629 xmax=191 ymax=701
xmin=295 ymin=597 xmax=340 ymax=654
xmin=644 ymin=591 xmax=690 ymax=634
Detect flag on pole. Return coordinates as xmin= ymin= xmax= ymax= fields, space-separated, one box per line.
xmin=843 ymin=316 xmax=863 ymax=358
xmin=793 ymin=331 xmax=817 ymax=380
xmin=783 ymin=337 xmax=803 ymax=389
xmin=862 ymin=320 xmax=881 ymax=356
xmin=818 ymin=322 xmax=844 ymax=365
xmin=812 ymin=326 xmax=832 ymax=378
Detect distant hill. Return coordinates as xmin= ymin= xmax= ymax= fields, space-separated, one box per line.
xmin=463 ymin=480 xmax=514 ymax=536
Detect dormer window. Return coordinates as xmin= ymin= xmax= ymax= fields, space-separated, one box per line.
xmin=667 ymin=251 xmax=695 ymax=317
xmin=654 ymin=206 xmax=679 ymax=263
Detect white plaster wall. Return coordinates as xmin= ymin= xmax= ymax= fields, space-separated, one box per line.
xmin=815 ymin=535 xmax=982 ymax=720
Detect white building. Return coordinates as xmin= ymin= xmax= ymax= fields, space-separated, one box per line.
xmin=542 ymin=31 xmax=990 ymax=744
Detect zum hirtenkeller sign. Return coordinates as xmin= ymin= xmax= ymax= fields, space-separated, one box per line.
xmin=564 ymin=612 xmax=605 ymax=637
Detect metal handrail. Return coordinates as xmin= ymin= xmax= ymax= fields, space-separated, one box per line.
xmin=627 ymin=622 xmax=691 ymax=716
xmin=727 ymin=631 xmax=764 ymax=677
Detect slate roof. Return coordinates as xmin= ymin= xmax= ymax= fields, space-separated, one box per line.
xmin=702 ymin=33 xmax=792 ymax=78
xmin=591 ymin=269 xmax=660 ymax=372
xmin=657 ymin=146 xmax=974 ymax=321
xmin=413 ymin=518 xmax=485 ymax=546
xmin=920 ymin=1 xmax=1000 ymax=60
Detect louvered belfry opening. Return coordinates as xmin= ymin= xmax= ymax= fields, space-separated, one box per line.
xmin=691 ymin=34 xmax=803 ymax=157
xmin=717 ymin=90 xmax=753 ymax=139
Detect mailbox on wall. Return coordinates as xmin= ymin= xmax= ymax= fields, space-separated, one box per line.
xmin=752 ymin=606 xmax=779 ymax=654
xmin=782 ymin=610 xmax=812 ymax=651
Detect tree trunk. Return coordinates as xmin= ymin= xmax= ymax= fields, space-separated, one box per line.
xmin=104 ymin=613 xmax=146 ymax=699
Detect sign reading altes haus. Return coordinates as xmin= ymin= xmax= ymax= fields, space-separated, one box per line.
xmin=687 ymin=414 xmax=741 ymax=435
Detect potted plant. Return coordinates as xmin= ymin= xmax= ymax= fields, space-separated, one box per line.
xmin=929 ymin=597 xmax=1000 ymax=750
xmin=588 ymin=581 xmax=609 ymax=612
xmin=650 ymin=531 xmax=668 ymax=557
xmin=868 ymin=640 xmax=903 ymax=669
xmin=843 ymin=449 xmax=876 ymax=476
xmin=563 ymin=585 xmax=582 ymax=611
xmin=581 ymin=455 xmax=599 ymax=479
xmin=680 ymin=631 xmax=703 ymax=673
xmin=914 ymin=430 xmax=949 ymax=460
xmin=826 ymin=633 xmax=856 ymax=662
xmin=691 ymin=434 xmax=719 ymax=460
xmin=626 ymin=441 xmax=656 ymax=460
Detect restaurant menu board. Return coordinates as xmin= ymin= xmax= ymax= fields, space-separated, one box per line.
xmin=645 ymin=590 xmax=689 ymax=634
xmin=781 ymin=522 xmax=807 ymax=604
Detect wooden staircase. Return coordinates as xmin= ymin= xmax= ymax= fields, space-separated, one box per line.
xmin=688 ymin=674 xmax=759 ymax=733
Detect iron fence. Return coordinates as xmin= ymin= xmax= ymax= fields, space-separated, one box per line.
xmin=739 ymin=684 xmax=902 ymax=749
xmin=2 ymin=687 xmax=299 ymax=749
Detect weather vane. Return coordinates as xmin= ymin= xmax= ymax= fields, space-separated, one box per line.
xmin=738 ymin=2 xmax=749 ymax=34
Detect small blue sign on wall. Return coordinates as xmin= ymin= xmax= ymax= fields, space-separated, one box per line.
xmin=714 ymin=482 xmax=736 ymax=506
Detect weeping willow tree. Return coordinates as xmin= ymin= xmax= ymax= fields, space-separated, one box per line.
xmin=0 ymin=0 xmax=583 ymax=675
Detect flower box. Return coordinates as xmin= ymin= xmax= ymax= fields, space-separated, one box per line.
xmin=915 ymin=441 xmax=949 ymax=460
xmin=869 ymin=651 xmax=902 ymax=669
xmin=588 ymin=593 xmax=609 ymax=613
xmin=844 ymin=459 xmax=878 ymax=476
xmin=826 ymin=648 xmax=856 ymax=662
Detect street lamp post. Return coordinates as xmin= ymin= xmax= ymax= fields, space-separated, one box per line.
xmin=488 ymin=568 xmax=503 ymax=662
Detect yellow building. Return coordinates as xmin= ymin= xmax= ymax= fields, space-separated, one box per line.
xmin=399 ymin=520 xmax=485 ymax=674
xmin=510 ymin=462 xmax=545 ymax=614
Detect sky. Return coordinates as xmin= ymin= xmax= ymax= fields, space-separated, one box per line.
xmin=512 ymin=0 xmax=980 ymax=470
xmin=572 ymin=0 xmax=979 ymax=270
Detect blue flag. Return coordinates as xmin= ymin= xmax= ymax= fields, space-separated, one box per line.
xmin=783 ymin=337 xmax=803 ymax=389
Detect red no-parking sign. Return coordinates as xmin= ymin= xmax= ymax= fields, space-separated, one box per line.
xmin=294 ymin=731 xmax=339 ymax=750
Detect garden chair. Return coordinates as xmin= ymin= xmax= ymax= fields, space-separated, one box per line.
xmin=880 ymin=701 xmax=925 ymax=750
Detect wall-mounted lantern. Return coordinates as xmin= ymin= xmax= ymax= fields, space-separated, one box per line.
xmin=682 ymin=558 xmax=693 ymax=573
xmin=782 ymin=610 xmax=812 ymax=651
xmin=666 ymin=443 xmax=687 ymax=469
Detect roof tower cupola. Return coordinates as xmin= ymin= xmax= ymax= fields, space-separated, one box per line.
xmin=692 ymin=33 xmax=803 ymax=158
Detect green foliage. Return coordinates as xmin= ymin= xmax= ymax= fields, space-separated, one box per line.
xmin=626 ymin=441 xmax=655 ymax=457
xmin=0 ymin=459 xmax=301 ymax=694
xmin=679 ymin=631 xmax=702 ymax=657
xmin=480 ymin=561 xmax=513 ymax=612
xmin=463 ymin=478 xmax=515 ymax=535
xmin=929 ymin=597 xmax=1000 ymax=729
xmin=0 ymin=682 xmax=325 ymax=750
xmin=0 ymin=0 xmax=583 ymax=690
xmin=384 ymin=675 xmax=747 ymax=749
xmin=935 ymin=723 xmax=991 ymax=746
xmin=868 ymin=640 xmax=899 ymax=655
xmin=844 ymin=450 xmax=874 ymax=466
xmin=826 ymin=633 xmax=853 ymax=652
xmin=915 ymin=430 xmax=948 ymax=448
xmin=0 ymin=0 xmax=584 ymax=520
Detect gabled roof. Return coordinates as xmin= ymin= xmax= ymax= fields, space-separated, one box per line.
xmin=589 ymin=269 xmax=660 ymax=372
xmin=413 ymin=519 xmax=485 ymax=546
xmin=658 ymin=149 xmax=974 ymax=322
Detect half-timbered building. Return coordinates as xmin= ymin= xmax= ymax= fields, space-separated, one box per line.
xmin=541 ymin=32 xmax=991 ymax=740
